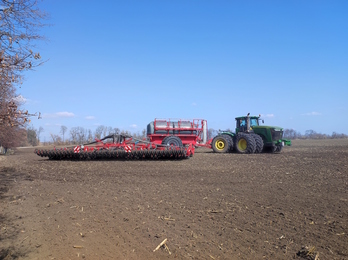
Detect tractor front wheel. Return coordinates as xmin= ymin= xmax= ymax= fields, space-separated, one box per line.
xmin=274 ymin=144 xmax=283 ymax=153
xmin=212 ymin=135 xmax=230 ymax=153
xmin=235 ymin=134 xmax=256 ymax=154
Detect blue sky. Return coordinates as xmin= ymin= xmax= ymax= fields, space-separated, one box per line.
xmin=19 ymin=0 xmax=348 ymax=141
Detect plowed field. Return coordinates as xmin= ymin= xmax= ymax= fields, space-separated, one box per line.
xmin=1 ymin=139 xmax=347 ymax=260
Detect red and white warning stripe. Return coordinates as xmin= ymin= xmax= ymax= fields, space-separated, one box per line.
xmin=124 ymin=145 xmax=132 ymax=153
xmin=74 ymin=146 xmax=80 ymax=153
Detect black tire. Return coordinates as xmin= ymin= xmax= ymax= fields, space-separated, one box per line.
xmin=161 ymin=136 xmax=169 ymax=146
xmin=212 ymin=135 xmax=230 ymax=153
xmin=274 ymin=144 xmax=283 ymax=153
xmin=264 ymin=145 xmax=282 ymax=153
xmin=221 ymin=134 xmax=234 ymax=152
xmin=235 ymin=133 xmax=256 ymax=154
xmin=251 ymin=134 xmax=264 ymax=153
xmin=161 ymin=136 xmax=183 ymax=147
xmin=263 ymin=146 xmax=274 ymax=153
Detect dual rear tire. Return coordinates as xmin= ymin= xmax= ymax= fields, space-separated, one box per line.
xmin=212 ymin=133 xmax=264 ymax=154
xmin=235 ymin=133 xmax=256 ymax=154
xmin=251 ymin=134 xmax=264 ymax=153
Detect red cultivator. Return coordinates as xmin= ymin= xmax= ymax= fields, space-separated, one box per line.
xmin=34 ymin=134 xmax=194 ymax=160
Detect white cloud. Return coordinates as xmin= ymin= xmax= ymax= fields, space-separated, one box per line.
xmin=261 ymin=114 xmax=274 ymax=118
xmin=12 ymin=95 xmax=28 ymax=103
xmin=129 ymin=124 xmax=137 ymax=128
xmin=192 ymin=102 xmax=197 ymax=106
xmin=44 ymin=123 xmax=61 ymax=126
xmin=56 ymin=112 xmax=75 ymax=117
xmin=301 ymin=112 xmax=322 ymax=116
xmin=85 ymin=116 xmax=95 ymax=120
xmin=43 ymin=112 xmax=75 ymax=118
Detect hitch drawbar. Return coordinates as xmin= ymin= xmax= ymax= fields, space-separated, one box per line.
xmin=34 ymin=134 xmax=194 ymax=160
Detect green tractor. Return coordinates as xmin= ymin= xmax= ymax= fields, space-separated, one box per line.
xmin=212 ymin=113 xmax=291 ymax=154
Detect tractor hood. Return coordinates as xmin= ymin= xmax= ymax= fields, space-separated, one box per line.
xmin=251 ymin=125 xmax=286 ymax=144
xmin=251 ymin=125 xmax=283 ymax=131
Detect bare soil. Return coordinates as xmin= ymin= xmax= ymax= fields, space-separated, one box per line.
xmin=0 ymin=139 xmax=347 ymax=260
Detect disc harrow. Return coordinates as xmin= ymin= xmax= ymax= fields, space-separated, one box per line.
xmin=34 ymin=134 xmax=194 ymax=160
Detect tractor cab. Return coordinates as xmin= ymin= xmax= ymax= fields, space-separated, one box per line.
xmin=235 ymin=115 xmax=261 ymax=134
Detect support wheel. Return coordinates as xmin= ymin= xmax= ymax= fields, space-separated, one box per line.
xmin=235 ymin=133 xmax=256 ymax=154
xmin=161 ymin=136 xmax=183 ymax=147
xmin=212 ymin=135 xmax=230 ymax=153
xmin=251 ymin=134 xmax=264 ymax=153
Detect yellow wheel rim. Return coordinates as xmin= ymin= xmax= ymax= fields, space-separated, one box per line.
xmin=238 ymin=139 xmax=247 ymax=151
xmin=215 ymin=140 xmax=225 ymax=150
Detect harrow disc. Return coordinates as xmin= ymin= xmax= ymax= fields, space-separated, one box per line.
xmin=34 ymin=147 xmax=189 ymax=161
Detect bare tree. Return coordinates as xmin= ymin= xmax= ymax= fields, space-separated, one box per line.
xmin=0 ymin=85 xmax=32 ymax=126
xmin=208 ymin=128 xmax=218 ymax=139
xmin=106 ymin=126 xmax=114 ymax=136
xmin=27 ymin=126 xmax=37 ymax=146
xmin=76 ymin=127 xmax=87 ymax=144
xmin=284 ymin=129 xmax=302 ymax=139
xmin=95 ymin=125 xmax=105 ymax=139
xmin=305 ymin=129 xmax=316 ymax=139
xmin=35 ymin=126 xmax=44 ymax=144
xmin=102 ymin=126 xmax=108 ymax=138
xmin=60 ymin=125 xmax=67 ymax=142
xmin=70 ymin=127 xmax=78 ymax=144
xmin=0 ymin=0 xmax=47 ymax=127
xmin=0 ymin=82 xmax=28 ymax=148
xmin=87 ymin=129 xmax=93 ymax=143
xmin=0 ymin=124 xmax=26 ymax=150
xmin=331 ymin=132 xmax=347 ymax=139
xmin=50 ymin=133 xmax=61 ymax=145
xmin=113 ymin=127 xmax=120 ymax=135
xmin=120 ymin=130 xmax=131 ymax=136
xmin=133 ymin=129 xmax=146 ymax=139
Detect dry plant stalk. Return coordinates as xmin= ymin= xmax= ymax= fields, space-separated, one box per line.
xmin=164 ymin=244 xmax=171 ymax=255
xmin=153 ymin=238 xmax=168 ymax=252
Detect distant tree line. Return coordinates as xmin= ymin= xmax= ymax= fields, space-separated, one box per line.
xmin=283 ymin=129 xmax=348 ymax=140
xmin=24 ymin=125 xmax=147 ymax=146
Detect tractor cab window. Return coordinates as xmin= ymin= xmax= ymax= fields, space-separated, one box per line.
xmin=238 ymin=119 xmax=246 ymax=127
xmin=250 ymin=118 xmax=259 ymax=127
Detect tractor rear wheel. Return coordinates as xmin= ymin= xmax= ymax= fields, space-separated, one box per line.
xmin=161 ymin=136 xmax=183 ymax=147
xmin=251 ymin=134 xmax=264 ymax=153
xmin=212 ymin=135 xmax=230 ymax=153
xmin=235 ymin=133 xmax=256 ymax=154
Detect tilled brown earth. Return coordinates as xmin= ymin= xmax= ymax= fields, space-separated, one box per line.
xmin=0 ymin=139 xmax=347 ymax=260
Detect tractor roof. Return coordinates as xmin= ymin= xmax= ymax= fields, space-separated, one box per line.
xmin=235 ymin=116 xmax=259 ymax=120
